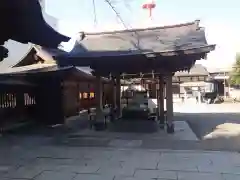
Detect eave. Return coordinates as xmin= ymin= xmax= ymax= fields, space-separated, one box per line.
xmin=55 ymin=20 xmax=215 ymax=75
xmin=0 ymin=0 xmax=70 ymax=48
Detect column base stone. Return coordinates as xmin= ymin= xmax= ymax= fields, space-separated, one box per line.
xmin=92 ymin=111 xmax=107 ymax=131
xmin=166 ymin=123 xmax=175 ymax=134
xmin=159 ymin=124 xmax=165 ymax=129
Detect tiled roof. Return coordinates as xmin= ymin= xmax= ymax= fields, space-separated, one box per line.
xmin=0 ymin=40 xmax=33 ymax=69
xmin=0 ymin=64 xmax=103 ymax=81
xmin=207 ymin=67 xmax=232 ymax=73
xmin=174 ymin=64 xmax=209 ymax=76
xmin=0 ymin=79 xmax=36 ymax=86
xmin=0 ymin=64 xmax=59 ymax=74
xmin=0 ymin=44 xmax=68 ymax=69
xmin=3 ymin=0 xmax=69 ymax=48
xmin=56 ymin=20 xmax=215 ymax=59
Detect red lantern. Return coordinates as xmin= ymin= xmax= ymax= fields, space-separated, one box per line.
xmin=142 ymin=1 xmax=156 ymax=18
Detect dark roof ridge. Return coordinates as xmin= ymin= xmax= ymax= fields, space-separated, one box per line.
xmin=81 ymin=20 xmax=200 ymax=36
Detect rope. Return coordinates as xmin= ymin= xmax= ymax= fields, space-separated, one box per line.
xmin=103 ymin=0 xmax=143 ymax=53
xmin=92 ymin=0 xmax=98 ymax=27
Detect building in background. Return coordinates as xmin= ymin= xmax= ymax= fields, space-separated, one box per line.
xmin=207 ymin=67 xmax=232 ymax=97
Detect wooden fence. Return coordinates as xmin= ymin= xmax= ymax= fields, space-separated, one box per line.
xmin=0 ymin=88 xmax=37 ymax=129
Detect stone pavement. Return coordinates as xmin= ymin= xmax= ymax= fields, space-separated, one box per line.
xmin=68 ymin=120 xmax=198 ymax=142
xmin=1 ymin=145 xmax=240 ymax=180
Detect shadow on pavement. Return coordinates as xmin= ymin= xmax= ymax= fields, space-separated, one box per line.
xmin=3 ymin=111 xmax=240 ymax=152
xmin=175 ymin=112 xmax=240 ymax=151
xmin=108 ymin=120 xmax=158 ymax=133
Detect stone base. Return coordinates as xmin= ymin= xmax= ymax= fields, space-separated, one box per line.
xmin=167 ymin=123 xmax=175 ymax=134
xmin=108 ymin=120 xmax=158 ymax=133
xmin=93 ymin=122 xmax=107 ymax=131
xmin=159 ymin=124 xmax=165 ymax=129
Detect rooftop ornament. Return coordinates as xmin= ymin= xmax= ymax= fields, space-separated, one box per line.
xmin=142 ymin=0 xmax=156 ymax=18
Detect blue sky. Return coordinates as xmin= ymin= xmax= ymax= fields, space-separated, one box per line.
xmin=45 ymin=0 xmax=240 ymax=68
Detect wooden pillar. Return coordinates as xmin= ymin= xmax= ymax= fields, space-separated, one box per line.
xmin=37 ymin=79 xmax=64 ymax=125
xmin=158 ymin=76 xmax=165 ymax=128
xmin=16 ymin=91 xmax=25 ymax=116
xmin=155 ymin=80 xmax=158 ymax=99
xmin=77 ymin=83 xmax=80 ymax=112
xmin=156 ymin=78 xmax=160 ymax=121
xmin=112 ymin=79 xmax=116 ymax=108
xmin=110 ymin=78 xmax=116 ymax=121
xmin=116 ymin=74 xmax=121 ymax=118
xmin=149 ymin=81 xmax=157 ymax=99
xmin=166 ymin=74 xmax=174 ymax=133
xmin=95 ymin=75 xmax=103 ymax=121
xmin=145 ymin=83 xmax=149 ymax=92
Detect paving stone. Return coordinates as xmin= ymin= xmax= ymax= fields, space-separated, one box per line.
xmin=34 ymin=170 xmax=76 ymax=180
xmin=4 ymin=165 xmax=47 ymax=179
xmin=73 ymin=174 xmax=114 ymax=180
xmin=207 ymin=153 xmax=240 ymax=166
xmin=134 ymin=169 xmax=177 ymax=179
xmin=170 ymin=152 xmax=211 ymax=161
xmin=109 ymin=150 xmax=137 ymax=161
xmin=0 ymin=165 xmax=16 ymax=173
xmin=158 ymin=152 xmax=211 ymax=172
xmin=177 ymin=172 xmax=224 ymax=180
xmin=159 ymin=153 xmax=178 ymax=163
xmin=54 ymin=165 xmax=100 ymax=173
xmin=119 ymin=152 xmax=160 ymax=170
xmin=109 ymin=140 xmax=142 ymax=148
xmin=160 ymin=152 xmax=211 ymax=164
xmin=122 ymin=160 xmax=158 ymax=170
xmin=197 ymin=164 xmax=240 ymax=174
xmin=157 ymin=161 xmax=198 ymax=171
xmin=85 ymin=159 xmax=122 ymax=168
xmin=97 ymin=167 xmax=135 ymax=177
xmin=32 ymin=147 xmax=85 ymax=159
xmin=1 ymin=178 xmax=30 ymax=180
xmin=82 ymin=150 xmax=112 ymax=160
xmin=114 ymin=177 xmax=154 ymax=180
xmin=35 ymin=158 xmax=80 ymax=166
xmin=0 ymin=157 xmax=33 ymax=167
xmin=222 ymin=173 xmax=240 ymax=180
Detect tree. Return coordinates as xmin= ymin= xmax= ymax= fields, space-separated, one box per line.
xmin=229 ymin=53 xmax=240 ymax=85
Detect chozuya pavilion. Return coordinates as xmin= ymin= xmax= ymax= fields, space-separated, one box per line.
xmin=56 ymin=20 xmax=215 ymax=133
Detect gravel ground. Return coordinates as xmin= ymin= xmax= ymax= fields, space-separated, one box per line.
xmin=174 ymin=103 xmax=240 ymax=140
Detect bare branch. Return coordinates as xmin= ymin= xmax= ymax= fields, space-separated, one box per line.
xmin=92 ymin=0 xmax=98 ymax=27
xmin=103 ymin=0 xmax=129 ymax=29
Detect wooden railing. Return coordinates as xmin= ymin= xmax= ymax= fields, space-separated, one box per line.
xmin=0 ymin=92 xmax=37 ymax=129
xmin=0 ymin=93 xmax=16 ymax=108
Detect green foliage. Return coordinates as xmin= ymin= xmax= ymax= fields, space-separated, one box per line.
xmin=229 ymin=53 xmax=240 ymax=85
